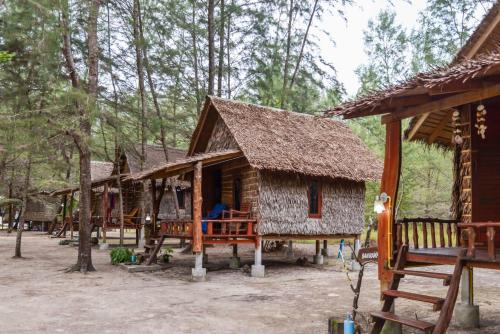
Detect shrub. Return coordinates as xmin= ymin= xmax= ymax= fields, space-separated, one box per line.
xmin=161 ymin=247 xmax=174 ymax=263
xmin=110 ymin=247 xmax=133 ymax=265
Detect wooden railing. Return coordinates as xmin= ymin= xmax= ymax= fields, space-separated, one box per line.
xmin=396 ymin=218 xmax=460 ymax=250
xmin=159 ymin=219 xmax=257 ymax=241
xmin=160 ymin=220 xmax=193 ymax=237
xmin=458 ymin=222 xmax=500 ymax=261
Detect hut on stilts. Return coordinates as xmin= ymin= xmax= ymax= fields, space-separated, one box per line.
xmin=326 ymin=3 xmax=500 ymax=333
xmin=127 ymin=96 xmax=381 ymax=279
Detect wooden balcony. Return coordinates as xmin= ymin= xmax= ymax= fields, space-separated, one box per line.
xmin=396 ymin=218 xmax=500 ymax=270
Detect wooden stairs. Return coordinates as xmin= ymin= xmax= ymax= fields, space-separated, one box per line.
xmin=370 ymin=245 xmax=468 ymax=334
xmin=143 ymin=234 xmax=166 ymax=266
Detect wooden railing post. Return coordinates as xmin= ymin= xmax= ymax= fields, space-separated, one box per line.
xmin=192 ymin=161 xmax=203 ymax=253
xmin=486 ymin=226 xmax=496 ymax=260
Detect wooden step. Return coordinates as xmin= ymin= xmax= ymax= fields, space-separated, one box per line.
xmin=383 ymin=290 xmax=445 ymax=311
xmin=393 ymin=269 xmax=452 ymax=286
xmin=371 ymin=311 xmax=435 ymax=333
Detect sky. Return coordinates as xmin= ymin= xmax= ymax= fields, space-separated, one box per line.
xmin=317 ymin=0 xmax=428 ymax=97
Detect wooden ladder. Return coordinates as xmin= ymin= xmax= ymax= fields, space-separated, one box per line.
xmin=370 ymin=245 xmax=467 ymax=334
xmin=144 ymin=234 xmax=166 ymax=266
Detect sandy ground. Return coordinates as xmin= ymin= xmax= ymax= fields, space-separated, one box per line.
xmin=0 ymin=231 xmax=499 ymax=334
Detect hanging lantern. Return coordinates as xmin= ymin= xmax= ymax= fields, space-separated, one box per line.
xmin=452 ymin=110 xmax=463 ymax=145
xmin=475 ymin=104 xmax=487 ymax=140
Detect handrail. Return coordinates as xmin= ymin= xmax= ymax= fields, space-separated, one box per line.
xmin=396 ymin=217 xmax=460 ymax=250
xmin=458 ymin=222 xmax=499 ymax=260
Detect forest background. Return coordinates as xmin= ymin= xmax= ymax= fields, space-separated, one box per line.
xmin=0 ymin=0 xmax=496 ymax=227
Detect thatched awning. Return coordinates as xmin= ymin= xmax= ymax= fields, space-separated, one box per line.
xmin=454 ymin=1 xmax=500 ymax=63
xmin=189 ymin=97 xmax=382 ymax=182
xmin=326 ymin=51 xmax=500 ymax=147
xmin=49 ymin=174 xmax=128 ymax=196
xmin=125 ymin=149 xmax=244 ymax=181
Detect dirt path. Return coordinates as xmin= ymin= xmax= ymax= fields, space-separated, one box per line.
xmin=0 ymin=231 xmax=499 ymax=333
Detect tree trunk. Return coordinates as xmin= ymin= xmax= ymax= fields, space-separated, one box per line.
xmin=7 ymin=181 xmax=13 ymax=233
xmin=133 ymin=0 xmax=147 ymax=170
xmin=226 ymin=4 xmax=231 ymax=99
xmin=191 ymin=1 xmax=201 ymax=113
xmin=106 ymin=1 xmax=125 ymax=241
xmin=207 ymin=0 xmax=215 ymax=95
xmin=14 ymin=154 xmax=32 ymax=258
xmin=138 ymin=1 xmax=170 ymax=161
xmin=280 ymin=0 xmax=294 ymax=109
xmin=60 ymin=0 xmax=100 ymax=272
xmin=217 ymin=0 xmax=225 ymax=97
xmin=289 ymin=0 xmax=318 ymax=91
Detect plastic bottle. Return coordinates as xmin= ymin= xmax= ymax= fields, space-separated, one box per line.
xmin=344 ymin=313 xmax=354 ymax=334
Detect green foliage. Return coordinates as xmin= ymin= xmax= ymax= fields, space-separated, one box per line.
xmin=161 ymin=247 xmax=174 ymax=263
xmin=110 ymin=247 xmax=133 ymax=265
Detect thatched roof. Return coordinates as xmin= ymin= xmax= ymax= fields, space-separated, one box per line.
xmin=326 ymin=51 xmax=500 ymax=119
xmin=91 ymin=161 xmax=114 ymax=180
xmin=123 ymin=144 xmax=186 ymax=174
xmin=188 ymin=96 xmax=382 ymax=182
xmin=454 ymin=1 xmax=500 ymax=63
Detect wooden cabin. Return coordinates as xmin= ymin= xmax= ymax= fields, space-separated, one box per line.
xmin=116 ymin=144 xmax=191 ymax=221
xmin=327 ymin=4 xmax=500 ymax=333
xmin=127 ymin=96 xmax=381 ymax=279
xmin=49 ymin=146 xmax=190 ymax=243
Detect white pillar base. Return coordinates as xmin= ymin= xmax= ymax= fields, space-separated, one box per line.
xmin=99 ymin=243 xmax=109 ymax=250
xmin=191 ymin=252 xmax=206 ymax=281
xmin=137 ymin=226 xmax=145 ymax=248
xmin=191 ymin=268 xmax=207 ymax=281
xmin=286 ymin=240 xmax=294 ymax=260
xmin=251 ymin=264 xmax=265 ymax=277
xmin=313 ymin=254 xmax=324 ymax=265
xmin=453 ymin=303 xmax=480 ymax=328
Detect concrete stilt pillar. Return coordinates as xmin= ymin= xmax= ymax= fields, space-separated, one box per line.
xmin=351 ymin=235 xmax=361 ymax=271
xmin=381 ymin=300 xmax=402 ymax=334
xmin=454 ymin=267 xmax=479 ymax=328
xmin=138 ymin=225 xmax=145 ymax=248
xmin=191 ymin=252 xmax=207 ymax=281
xmin=286 ymin=240 xmax=294 ymax=260
xmin=229 ymin=244 xmax=241 ymax=269
xmin=313 ymin=240 xmax=324 ymax=265
xmin=321 ymin=240 xmax=330 ymax=257
xmin=251 ymin=238 xmax=265 ymax=277
xmin=202 ymin=245 xmax=208 ymax=265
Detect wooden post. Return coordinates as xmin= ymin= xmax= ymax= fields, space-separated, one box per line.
xmin=378 ymin=120 xmax=402 ymax=289
xmin=102 ymin=182 xmax=108 ymax=244
xmin=69 ymin=191 xmax=75 ymax=239
xmin=192 ymin=161 xmax=203 ymax=253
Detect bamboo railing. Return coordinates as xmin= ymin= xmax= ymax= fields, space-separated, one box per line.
xmin=396 ymin=218 xmax=460 ymax=250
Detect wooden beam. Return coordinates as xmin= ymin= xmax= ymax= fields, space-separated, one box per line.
xmin=407 ymin=112 xmax=430 ymax=140
xmin=378 ymin=120 xmax=402 ymax=288
xmin=427 ymin=109 xmax=453 ymax=145
xmin=382 ymin=83 xmax=500 ymax=123
xmin=69 ymin=191 xmax=75 ymax=239
xmin=102 ymin=182 xmax=108 ymax=243
xmin=192 ymin=161 xmax=203 ymax=253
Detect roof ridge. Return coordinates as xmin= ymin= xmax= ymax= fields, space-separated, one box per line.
xmin=208 ymin=95 xmax=335 ymax=121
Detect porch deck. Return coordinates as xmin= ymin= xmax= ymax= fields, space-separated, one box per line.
xmin=407 ymin=247 xmax=500 ymax=269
